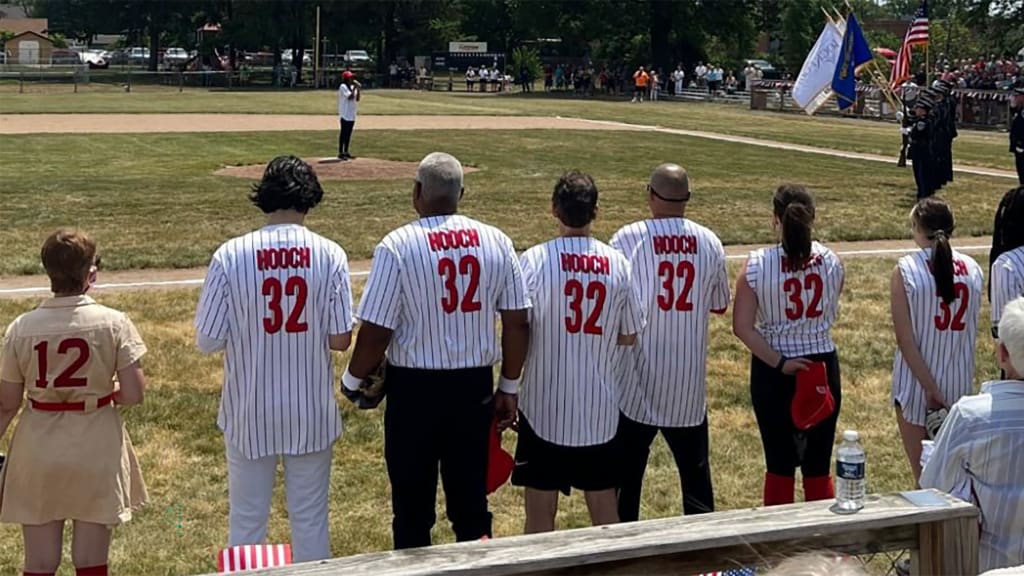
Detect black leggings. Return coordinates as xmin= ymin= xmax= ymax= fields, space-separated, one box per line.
xmin=750 ymin=351 xmax=842 ymax=478
xmin=338 ymin=119 xmax=355 ymax=156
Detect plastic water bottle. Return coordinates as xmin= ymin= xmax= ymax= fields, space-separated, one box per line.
xmin=834 ymin=430 xmax=866 ymax=514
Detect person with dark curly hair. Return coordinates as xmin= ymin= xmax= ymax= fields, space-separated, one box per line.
xmin=990 ymin=187 xmax=1024 ymax=341
xmin=194 ymin=155 xmax=355 ymax=562
xmin=512 ymin=171 xmax=645 ymax=533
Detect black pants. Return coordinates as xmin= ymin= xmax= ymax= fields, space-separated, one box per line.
xmin=750 ymin=351 xmax=841 ymax=479
xmin=384 ymin=365 xmax=494 ymax=549
xmin=1016 ymin=153 xmax=1024 ymax=186
xmin=616 ymin=413 xmax=714 ymax=522
xmin=912 ymin=154 xmax=932 ymax=199
xmin=338 ymin=119 xmax=355 ymax=157
xmin=898 ymin=133 xmax=909 ymax=166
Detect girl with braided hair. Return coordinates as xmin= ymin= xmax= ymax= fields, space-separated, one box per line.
xmin=990 ymin=187 xmax=1024 ymax=339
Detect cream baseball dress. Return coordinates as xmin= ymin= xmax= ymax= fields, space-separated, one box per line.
xmin=0 ymin=295 xmax=148 ymax=526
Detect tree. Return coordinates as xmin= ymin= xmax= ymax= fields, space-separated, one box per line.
xmin=779 ymin=0 xmax=819 ymax=73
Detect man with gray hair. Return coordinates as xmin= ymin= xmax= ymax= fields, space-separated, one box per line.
xmin=920 ymin=296 xmax=1024 ymax=572
xmin=344 ymin=152 xmax=530 ymax=549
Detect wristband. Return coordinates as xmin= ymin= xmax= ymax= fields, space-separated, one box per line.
xmin=497 ymin=375 xmax=522 ymax=395
xmin=774 ymin=356 xmax=787 ymax=372
xmin=341 ymin=368 xmax=364 ymax=392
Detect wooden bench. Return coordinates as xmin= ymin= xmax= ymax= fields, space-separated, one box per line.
xmin=214 ymin=490 xmax=977 ymax=575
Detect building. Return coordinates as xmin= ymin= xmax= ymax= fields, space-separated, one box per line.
xmin=5 ymin=30 xmax=53 ymax=65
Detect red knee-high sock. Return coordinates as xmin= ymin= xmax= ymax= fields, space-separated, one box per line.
xmin=24 ymin=572 xmax=56 ymax=576
xmin=763 ymin=472 xmax=795 ymax=506
xmin=76 ymin=565 xmax=108 ymax=576
xmin=803 ymin=475 xmax=835 ymax=502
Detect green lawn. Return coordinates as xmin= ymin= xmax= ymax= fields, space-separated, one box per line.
xmin=0 ymin=88 xmax=1015 ymax=170
xmin=0 ymin=129 xmax=1008 ymax=276
xmin=0 ymin=256 xmax=1001 ymax=575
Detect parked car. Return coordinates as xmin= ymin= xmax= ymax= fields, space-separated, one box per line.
xmin=50 ymin=49 xmax=83 ymax=66
xmin=281 ymin=50 xmax=311 ymax=66
xmin=344 ymin=49 xmax=371 ymax=65
xmin=126 ymin=47 xmax=150 ymax=65
xmin=744 ymin=58 xmax=780 ymax=80
xmin=163 ymin=47 xmax=189 ymax=66
xmin=80 ymin=49 xmax=109 ymax=69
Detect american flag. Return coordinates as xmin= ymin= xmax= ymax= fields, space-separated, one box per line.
xmin=217 ymin=544 xmax=292 ymax=573
xmin=891 ymin=1 xmax=929 ymax=88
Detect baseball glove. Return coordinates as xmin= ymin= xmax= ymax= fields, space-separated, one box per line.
xmin=341 ymin=364 xmax=387 ymax=410
xmin=925 ymin=407 xmax=948 ymax=440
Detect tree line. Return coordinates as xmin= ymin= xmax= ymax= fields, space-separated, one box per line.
xmin=22 ymin=0 xmax=1024 ymax=75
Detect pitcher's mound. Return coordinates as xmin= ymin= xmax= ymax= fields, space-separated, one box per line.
xmin=216 ymin=157 xmax=479 ymax=181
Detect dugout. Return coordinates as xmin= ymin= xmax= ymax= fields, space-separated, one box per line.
xmin=430 ymin=51 xmax=506 ymax=91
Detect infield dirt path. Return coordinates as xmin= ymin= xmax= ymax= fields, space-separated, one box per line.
xmin=2 ymin=113 xmax=1015 ymax=180
xmin=0 ymin=236 xmax=993 ymax=298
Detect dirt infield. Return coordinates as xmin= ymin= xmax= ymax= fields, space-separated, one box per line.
xmin=216 ymin=157 xmax=481 ymax=181
xmin=0 ymin=114 xmax=642 ymax=134
xmin=0 ymin=237 xmax=993 ymax=298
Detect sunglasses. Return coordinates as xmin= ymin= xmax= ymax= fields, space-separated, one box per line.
xmin=647 ymin=183 xmax=689 ymax=203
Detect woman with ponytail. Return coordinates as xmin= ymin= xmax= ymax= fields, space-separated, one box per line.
xmin=733 ymin=185 xmax=845 ymax=506
xmin=891 ymin=198 xmax=983 ymax=483
xmin=990 ymin=187 xmax=1024 ymax=340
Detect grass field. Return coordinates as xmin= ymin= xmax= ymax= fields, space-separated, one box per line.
xmin=0 ymin=128 xmax=1009 ymax=275
xmin=0 ymin=256 xmax=1002 ymax=575
xmin=0 ymin=88 xmax=1016 ymax=170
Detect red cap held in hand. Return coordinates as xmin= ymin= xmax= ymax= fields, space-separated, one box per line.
xmin=791 ymin=361 xmax=835 ymax=431
xmin=486 ymin=418 xmax=513 ymax=494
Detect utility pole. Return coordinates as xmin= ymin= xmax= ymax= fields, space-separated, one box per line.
xmin=314 ymin=4 xmax=321 ymax=88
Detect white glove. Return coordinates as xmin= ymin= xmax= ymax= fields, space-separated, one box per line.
xmin=896 ymin=111 xmax=904 ymax=121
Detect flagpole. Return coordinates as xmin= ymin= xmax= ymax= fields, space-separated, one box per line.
xmin=925 ymin=43 xmax=930 ymax=86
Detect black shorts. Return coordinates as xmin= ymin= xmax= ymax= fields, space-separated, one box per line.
xmin=511 ymin=413 xmax=618 ymax=495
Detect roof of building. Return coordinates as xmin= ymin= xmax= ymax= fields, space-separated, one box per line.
xmin=0 ymin=17 xmax=48 ymax=36
xmin=8 ymin=30 xmax=52 ymax=44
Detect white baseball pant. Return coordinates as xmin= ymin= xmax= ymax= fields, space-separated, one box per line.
xmin=225 ymin=440 xmax=333 ymax=562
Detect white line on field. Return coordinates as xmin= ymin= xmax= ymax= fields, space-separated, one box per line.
xmin=0 ymin=247 xmax=991 ymax=296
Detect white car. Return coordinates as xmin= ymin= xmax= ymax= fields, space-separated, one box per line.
xmin=344 ymin=50 xmax=371 ymax=65
xmin=126 ymin=47 xmax=150 ymax=64
xmin=80 ymin=49 xmax=108 ymax=68
xmin=163 ymin=47 xmax=189 ymax=65
xmin=282 ymin=50 xmax=312 ymax=66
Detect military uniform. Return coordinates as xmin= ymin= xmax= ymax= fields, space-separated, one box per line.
xmin=1010 ymin=87 xmax=1024 ymax=185
xmin=910 ymin=97 xmax=936 ymax=199
xmin=897 ymin=82 xmax=918 ymax=168
xmin=0 ymin=295 xmax=148 ymax=526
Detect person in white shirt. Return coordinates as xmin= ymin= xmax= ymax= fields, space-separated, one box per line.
xmin=989 ymin=187 xmax=1024 ymax=343
xmin=695 ymin=62 xmax=707 ymax=89
xmin=921 ymin=296 xmax=1024 ymax=573
xmin=672 ymin=64 xmax=685 ymax=96
xmin=194 ymin=156 xmax=355 ymax=563
xmin=891 ymin=198 xmax=983 ymax=483
xmin=513 ymin=171 xmax=645 ymax=533
xmin=610 ymin=164 xmax=729 ymax=521
xmin=733 ymin=185 xmax=845 ymax=506
xmin=343 ymin=152 xmax=530 ymax=549
xmin=337 ymin=71 xmax=361 ymax=160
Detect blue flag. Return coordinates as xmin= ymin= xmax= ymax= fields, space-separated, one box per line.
xmin=831 ymin=13 xmax=873 ymax=111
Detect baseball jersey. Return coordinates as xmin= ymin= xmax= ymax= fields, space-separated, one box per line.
xmin=610 ymin=219 xmax=730 ymax=427
xmin=0 ymin=295 xmax=148 ymax=525
xmin=194 ymin=224 xmax=354 ymax=459
xmin=357 ymin=214 xmax=529 ymax=370
xmin=338 ymin=84 xmax=357 ymax=121
xmin=745 ymin=242 xmax=844 ymax=357
xmin=991 ymin=247 xmax=1024 ymax=330
xmin=892 ymin=249 xmax=983 ymax=426
xmin=518 ymin=237 xmax=645 ymax=447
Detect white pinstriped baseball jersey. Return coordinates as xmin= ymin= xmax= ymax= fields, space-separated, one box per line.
xmin=611 ymin=218 xmax=730 ymax=427
xmin=357 ymin=214 xmax=529 ymax=370
xmin=991 ymin=247 xmax=1024 ymax=330
xmin=744 ymin=242 xmax=844 ymax=357
xmin=892 ymin=249 xmax=983 ymax=426
xmin=194 ymin=224 xmax=354 ymax=459
xmin=518 ymin=236 xmax=646 ymax=447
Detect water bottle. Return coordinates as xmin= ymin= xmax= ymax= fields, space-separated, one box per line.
xmin=834 ymin=430 xmax=866 ymax=514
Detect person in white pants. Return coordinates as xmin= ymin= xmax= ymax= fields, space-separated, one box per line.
xmin=194 ymin=156 xmax=355 ymax=562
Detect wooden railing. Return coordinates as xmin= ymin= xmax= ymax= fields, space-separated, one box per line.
xmin=225 ymin=490 xmax=978 ymax=576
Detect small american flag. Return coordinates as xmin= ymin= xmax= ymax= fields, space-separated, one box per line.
xmin=906 ymin=0 xmax=930 ymax=46
xmin=697 ymin=569 xmax=757 ymax=576
xmin=217 ymin=544 xmax=292 ymax=573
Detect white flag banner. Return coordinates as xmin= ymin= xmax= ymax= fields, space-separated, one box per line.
xmin=792 ymin=20 xmax=846 ymax=114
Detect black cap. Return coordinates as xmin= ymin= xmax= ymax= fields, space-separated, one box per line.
xmin=915 ymin=97 xmax=934 ymax=110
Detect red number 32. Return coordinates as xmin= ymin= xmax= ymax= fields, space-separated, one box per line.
xmin=783 ymin=273 xmax=824 ymax=320
xmin=262 ymin=276 xmax=309 ymax=334
xmin=565 ymin=279 xmax=607 ymax=335
xmin=438 ymin=255 xmax=482 ymax=314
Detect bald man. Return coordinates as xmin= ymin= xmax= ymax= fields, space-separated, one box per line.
xmin=609 ymin=164 xmax=730 ymax=521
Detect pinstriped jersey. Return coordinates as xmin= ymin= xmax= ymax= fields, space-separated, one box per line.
xmin=194 ymin=224 xmax=354 ymax=459
xmin=357 ymin=214 xmax=529 ymax=370
xmin=745 ymin=242 xmax=844 ymax=357
xmin=991 ymin=247 xmax=1024 ymax=329
xmin=892 ymin=249 xmax=983 ymax=426
xmin=610 ymin=219 xmax=730 ymax=427
xmin=518 ymin=237 xmax=646 ymax=447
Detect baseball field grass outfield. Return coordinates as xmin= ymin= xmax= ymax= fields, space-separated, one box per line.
xmin=0 ymin=127 xmax=1009 ymax=275
xmin=0 ymin=259 xmax=1002 ymax=575
xmin=0 ymin=87 xmax=1015 ymax=170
